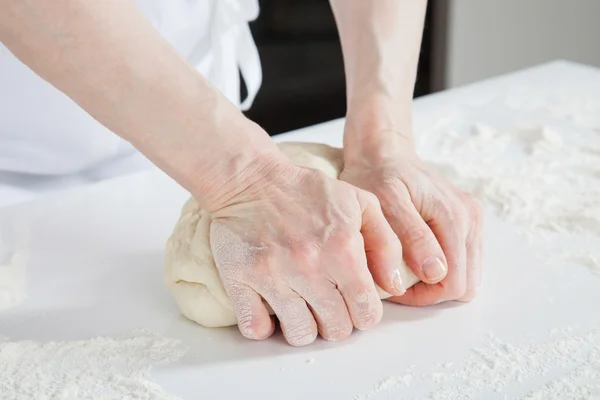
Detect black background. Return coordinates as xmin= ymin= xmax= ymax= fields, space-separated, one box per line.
xmin=243 ymin=0 xmax=439 ymax=136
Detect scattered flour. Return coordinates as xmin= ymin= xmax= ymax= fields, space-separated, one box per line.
xmin=355 ymin=324 xmax=600 ymax=400
xmin=1 ymin=74 xmax=599 ymax=400
xmin=426 ymin=84 xmax=600 ymax=274
xmin=426 ymin=122 xmax=600 ymax=275
xmin=0 ymin=331 xmax=186 ymax=400
xmin=354 ymin=88 xmax=600 ymax=400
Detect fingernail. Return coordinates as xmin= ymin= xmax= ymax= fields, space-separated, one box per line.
xmin=392 ymin=269 xmax=406 ymax=295
xmin=421 ymin=257 xmax=447 ymax=282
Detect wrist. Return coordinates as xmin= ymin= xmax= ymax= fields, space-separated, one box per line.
xmin=186 ymin=124 xmax=288 ymax=214
xmin=343 ymin=94 xmax=416 ymax=165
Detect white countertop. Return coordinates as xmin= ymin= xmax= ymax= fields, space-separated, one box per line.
xmin=1 ymin=61 xmax=599 ymax=399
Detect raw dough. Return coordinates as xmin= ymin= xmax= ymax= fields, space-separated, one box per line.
xmin=164 ymin=142 xmax=420 ymax=328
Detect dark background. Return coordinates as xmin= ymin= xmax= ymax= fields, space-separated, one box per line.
xmin=242 ymin=0 xmax=445 ymax=136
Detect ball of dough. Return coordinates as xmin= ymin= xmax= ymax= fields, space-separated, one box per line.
xmin=164 ymin=142 xmax=420 ymax=328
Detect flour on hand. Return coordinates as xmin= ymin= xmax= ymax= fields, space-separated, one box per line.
xmin=164 ymin=142 xmax=419 ymax=328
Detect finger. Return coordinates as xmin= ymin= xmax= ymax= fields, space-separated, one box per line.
xmin=458 ymin=199 xmax=484 ymax=302
xmin=388 ymin=204 xmax=469 ymax=306
xmin=357 ymin=190 xmax=409 ymax=296
xmin=262 ymin=290 xmax=318 ymax=347
xmin=226 ymin=283 xmax=275 ymax=340
xmin=287 ymin=275 xmax=353 ymax=342
xmin=383 ymin=188 xmax=448 ymax=285
xmin=331 ymin=231 xmax=383 ymax=330
xmin=310 ymin=292 xmax=354 ymax=341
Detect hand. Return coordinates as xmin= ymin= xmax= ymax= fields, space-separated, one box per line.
xmin=208 ymin=153 xmax=404 ymax=346
xmin=340 ymin=134 xmax=483 ymax=306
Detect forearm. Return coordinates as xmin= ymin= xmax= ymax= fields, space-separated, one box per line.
xmin=329 ymin=0 xmax=427 ymax=157
xmin=0 ymin=0 xmax=279 ymax=211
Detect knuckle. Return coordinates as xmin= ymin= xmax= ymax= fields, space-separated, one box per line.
xmin=349 ymin=289 xmax=382 ymax=329
xmin=313 ymin=296 xmax=353 ymax=341
xmin=361 ymin=215 xmax=382 ymax=234
xmin=458 ymin=289 xmax=478 ymax=303
xmin=462 ymin=196 xmax=484 ymax=240
xmin=333 ymin=229 xmax=361 ymax=254
xmin=433 ymin=196 xmax=464 ymax=221
xmin=438 ymin=200 xmax=469 ymax=236
xmin=381 ymin=179 xmax=412 ymax=206
xmin=360 ymin=189 xmax=380 ymax=206
xmin=446 ymin=281 xmax=468 ymax=300
xmin=280 ymin=300 xmax=317 ymax=346
xmin=450 ymin=202 xmax=469 ymax=222
xmin=403 ymin=224 xmax=435 ymax=248
xmin=291 ymin=241 xmax=321 ymax=264
xmin=472 ymin=199 xmax=484 ymax=220
xmin=381 ymin=175 xmax=404 ymax=190
xmin=354 ymin=308 xmax=382 ymax=330
xmin=285 ymin=324 xmax=317 ymax=346
xmin=464 ymin=195 xmax=484 ymax=220
xmin=322 ymin=320 xmax=353 ymax=342
xmin=473 ymin=204 xmax=485 ymax=232
xmin=237 ymin=311 xmax=253 ymax=329
xmin=237 ymin=314 xmax=257 ymax=338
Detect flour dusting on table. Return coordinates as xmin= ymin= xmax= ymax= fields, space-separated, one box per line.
xmin=355 ymin=324 xmax=600 ymax=400
xmin=354 ymin=87 xmax=600 ymax=399
xmin=0 ymin=331 xmax=186 ymax=399
xmin=421 ymin=98 xmax=600 ymax=275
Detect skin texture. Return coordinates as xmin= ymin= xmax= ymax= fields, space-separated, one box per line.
xmin=330 ymin=0 xmax=484 ymax=305
xmin=0 ymin=0 xmax=483 ymax=344
xmin=0 ymin=0 xmax=414 ymax=345
xmin=209 ymin=162 xmax=404 ymax=345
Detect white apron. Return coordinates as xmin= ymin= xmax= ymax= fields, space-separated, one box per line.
xmin=0 ymin=0 xmax=261 ymax=207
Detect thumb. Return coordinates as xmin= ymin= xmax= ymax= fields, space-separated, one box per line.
xmin=357 ymin=190 xmax=409 ymax=296
xmin=388 ymin=198 xmax=448 ymax=285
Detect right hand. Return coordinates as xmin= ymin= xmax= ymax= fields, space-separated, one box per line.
xmin=208 ymin=153 xmax=405 ymax=346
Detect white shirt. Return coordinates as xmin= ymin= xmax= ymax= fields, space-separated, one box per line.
xmin=0 ymin=0 xmax=261 ymax=207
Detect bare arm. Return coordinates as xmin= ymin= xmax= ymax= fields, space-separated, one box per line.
xmin=331 ymin=1 xmax=484 ymax=306
xmin=0 ymin=0 xmax=408 ymax=345
xmin=329 ymin=0 xmax=426 ymax=159
xmin=0 ymin=0 xmax=278 ymax=212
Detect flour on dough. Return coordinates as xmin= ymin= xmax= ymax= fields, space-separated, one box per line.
xmin=164 ymin=142 xmax=419 ymax=328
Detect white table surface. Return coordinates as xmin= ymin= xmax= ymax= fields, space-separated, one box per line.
xmin=1 ymin=60 xmax=600 ymax=399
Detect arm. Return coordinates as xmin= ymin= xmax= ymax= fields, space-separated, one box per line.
xmin=0 ymin=0 xmax=407 ymax=345
xmin=0 ymin=0 xmax=274 ymax=213
xmin=331 ymin=0 xmax=484 ymax=305
xmin=329 ymin=0 xmax=426 ymax=158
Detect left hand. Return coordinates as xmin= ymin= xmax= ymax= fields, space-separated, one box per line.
xmin=340 ymin=131 xmax=484 ymax=306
